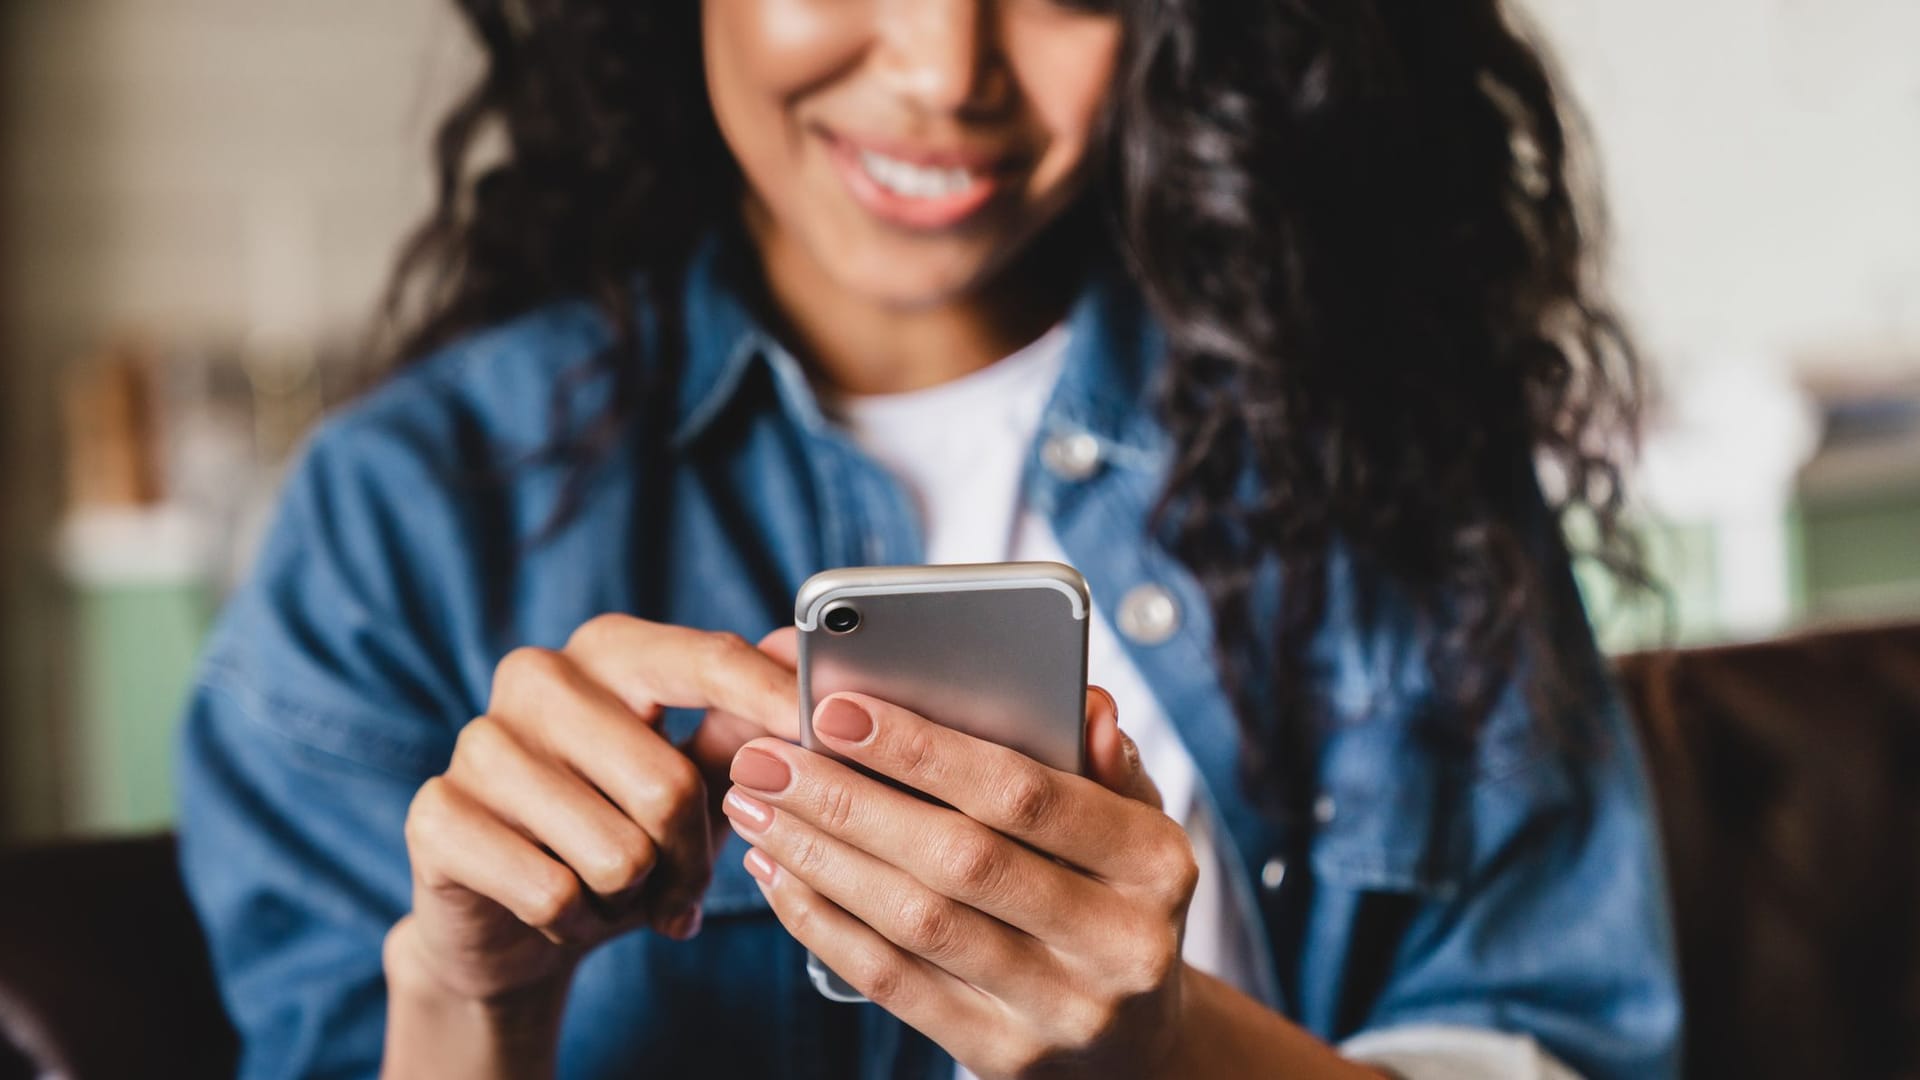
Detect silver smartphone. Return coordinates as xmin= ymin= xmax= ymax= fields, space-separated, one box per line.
xmin=794 ymin=561 xmax=1092 ymax=1002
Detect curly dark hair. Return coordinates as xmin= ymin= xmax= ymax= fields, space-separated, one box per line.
xmin=385 ymin=0 xmax=1644 ymax=822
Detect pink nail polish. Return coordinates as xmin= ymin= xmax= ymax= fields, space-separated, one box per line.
xmin=724 ymin=788 xmax=774 ymax=832
xmin=731 ymin=747 xmax=793 ymax=793
xmin=813 ymin=697 xmax=874 ymax=743
xmin=744 ymin=847 xmax=779 ymax=885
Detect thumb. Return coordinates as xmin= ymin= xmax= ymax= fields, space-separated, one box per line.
xmin=684 ymin=626 xmax=800 ymax=783
xmin=1084 ymin=687 xmax=1161 ymax=811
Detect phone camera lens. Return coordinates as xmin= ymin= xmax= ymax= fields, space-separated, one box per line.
xmin=823 ymin=604 xmax=861 ymax=634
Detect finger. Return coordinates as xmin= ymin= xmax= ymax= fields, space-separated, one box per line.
xmin=729 ymin=738 xmax=1113 ymax=943
xmin=1084 ymin=687 xmax=1161 ymax=810
xmin=806 ymin=692 xmax=1164 ymax=882
xmin=677 ymin=625 xmax=805 ymax=789
xmin=564 ymin=617 xmax=800 ymax=752
xmin=743 ymin=847 xmax=1000 ymax=1056
xmin=449 ymin=718 xmax=660 ymax=908
xmin=722 ymin=781 xmax=1060 ymax=1001
xmin=406 ymin=776 xmax=601 ymax=946
xmin=756 ymin=626 xmax=798 ymax=668
xmin=485 ymin=655 xmax=714 ymax=933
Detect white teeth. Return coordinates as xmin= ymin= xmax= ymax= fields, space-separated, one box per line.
xmin=857 ymin=149 xmax=981 ymax=199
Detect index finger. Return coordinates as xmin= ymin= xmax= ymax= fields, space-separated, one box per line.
xmin=564 ymin=616 xmax=798 ymax=738
xmin=806 ymin=692 xmax=1166 ymax=882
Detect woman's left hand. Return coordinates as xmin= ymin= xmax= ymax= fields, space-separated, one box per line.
xmin=722 ymin=678 xmax=1199 ymax=1079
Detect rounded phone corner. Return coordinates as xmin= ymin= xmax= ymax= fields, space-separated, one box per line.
xmin=806 ymin=954 xmax=869 ymax=1003
xmin=794 ymin=569 xmax=841 ymax=630
xmin=1030 ymin=560 xmax=1091 ymax=622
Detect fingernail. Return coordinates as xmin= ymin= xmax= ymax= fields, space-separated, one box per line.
xmin=731 ymin=747 xmax=792 ymax=793
xmin=723 ymin=788 xmax=774 ymax=833
xmin=744 ymin=847 xmax=779 ymax=885
xmin=814 ymin=697 xmax=874 ymax=744
xmin=1089 ymin=685 xmax=1118 ymax=719
xmin=662 ymin=904 xmax=703 ymax=941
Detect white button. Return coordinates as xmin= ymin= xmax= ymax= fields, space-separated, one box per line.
xmin=1041 ymin=431 xmax=1102 ymax=481
xmin=1312 ymin=795 xmax=1337 ymax=824
xmin=1260 ymin=856 xmax=1287 ymax=891
xmin=1116 ymin=584 xmax=1179 ymax=645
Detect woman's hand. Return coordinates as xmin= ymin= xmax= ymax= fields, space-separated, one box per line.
xmin=722 ymin=684 xmax=1202 ymax=1079
xmin=386 ymin=617 xmax=798 ymax=1006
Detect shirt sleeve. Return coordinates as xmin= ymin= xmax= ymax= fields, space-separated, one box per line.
xmin=176 ymin=412 xmax=475 ymax=1080
xmin=1342 ymin=1024 xmax=1585 ymax=1080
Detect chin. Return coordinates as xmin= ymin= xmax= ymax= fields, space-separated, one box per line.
xmin=827 ymin=239 xmax=1003 ymax=311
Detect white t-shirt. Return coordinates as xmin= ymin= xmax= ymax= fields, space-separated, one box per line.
xmin=817 ymin=328 xmax=1581 ymax=1080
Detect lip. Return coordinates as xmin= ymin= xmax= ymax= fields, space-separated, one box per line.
xmin=820 ymin=128 xmax=1018 ymax=232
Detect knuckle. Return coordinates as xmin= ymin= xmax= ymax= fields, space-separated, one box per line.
xmin=452 ymin=715 xmax=509 ymax=768
xmin=849 ymin=945 xmax=909 ymax=1010
xmin=402 ymin=777 xmax=451 ymax=853
xmin=523 ymin=868 xmax=583 ymax=931
xmin=786 ymin=830 xmax=832 ymax=877
xmin=1058 ymin=993 xmax=1122 ymax=1053
xmin=565 ymin=613 xmax=633 ymax=655
xmin=583 ymin=843 xmax=648 ymax=896
xmin=935 ymin=829 xmax=1005 ymax=897
xmin=701 ymin=629 xmax=751 ymax=660
xmin=655 ymin=751 xmax=705 ymax=808
xmin=814 ymin=778 xmax=858 ymax=833
xmin=490 ymin=646 xmax=566 ymax=706
xmin=779 ymin=885 xmax=816 ymax=938
xmin=1151 ymin=828 xmax=1201 ymax=907
xmin=995 ymin=769 xmax=1056 ymax=833
xmin=892 ymin=723 xmax=939 ymax=781
xmin=893 ymin=891 xmax=961 ymax=959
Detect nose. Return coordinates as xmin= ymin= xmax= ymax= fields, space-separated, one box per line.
xmin=875 ymin=0 xmax=1008 ymax=116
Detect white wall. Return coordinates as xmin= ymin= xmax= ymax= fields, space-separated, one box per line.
xmin=1524 ymin=0 xmax=1920 ymax=377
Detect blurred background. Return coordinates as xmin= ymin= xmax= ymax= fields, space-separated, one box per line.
xmin=1 ymin=0 xmax=1917 ymax=843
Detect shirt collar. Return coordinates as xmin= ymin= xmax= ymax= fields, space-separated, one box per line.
xmin=667 ymin=225 xmax=1168 ymax=465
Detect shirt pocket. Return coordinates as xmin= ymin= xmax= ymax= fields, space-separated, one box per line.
xmin=1307 ymin=715 xmax=1473 ymax=900
xmin=1306 ymin=706 xmax=1579 ymax=901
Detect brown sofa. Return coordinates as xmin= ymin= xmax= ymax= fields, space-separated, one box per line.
xmin=3 ymin=623 xmax=1917 ymax=1079
xmin=1616 ymin=623 xmax=1920 ymax=1079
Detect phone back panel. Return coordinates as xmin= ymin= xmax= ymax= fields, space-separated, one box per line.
xmin=794 ymin=564 xmax=1090 ymax=1002
xmin=796 ymin=563 xmax=1090 ymax=776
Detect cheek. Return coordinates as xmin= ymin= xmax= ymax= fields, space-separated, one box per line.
xmin=703 ymin=0 xmax=861 ymax=174
xmin=1005 ymin=20 xmax=1123 ymax=194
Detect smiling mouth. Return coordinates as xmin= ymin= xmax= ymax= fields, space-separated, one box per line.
xmin=855 ymin=147 xmax=990 ymax=199
xmin=821 ymin=128 xmax=1021 ymax=231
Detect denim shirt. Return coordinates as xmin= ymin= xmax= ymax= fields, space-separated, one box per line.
xmin=176 ymin=232 xmax=1682 ymax=1080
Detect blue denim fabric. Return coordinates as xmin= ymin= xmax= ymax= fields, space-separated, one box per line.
xmin=176 ymin=230 xmax=1682 ymax=1080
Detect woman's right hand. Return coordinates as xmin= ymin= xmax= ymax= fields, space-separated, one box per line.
xmin=385 ymin=617 xmax=799 ymax=1004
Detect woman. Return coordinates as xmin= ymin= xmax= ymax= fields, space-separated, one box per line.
xmin=177 ymin=1 xmax=1680 ymax=1077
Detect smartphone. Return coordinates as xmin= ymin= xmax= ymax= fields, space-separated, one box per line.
xmin=794 ymin=561 xmax=1092 ymax=1002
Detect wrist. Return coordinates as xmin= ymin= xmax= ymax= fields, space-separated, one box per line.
xmin=1129 ymin=962 xmax=1201 ymax=1080
xmin=382 ymin=917 xmax=572 ymax=1079
xmin=384 ymin=915 xmax=574 ymax=1006
xmin=1149 ymin=964 xmax=1392 ymax=1080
